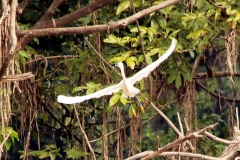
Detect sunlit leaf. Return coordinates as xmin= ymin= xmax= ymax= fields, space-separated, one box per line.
xmin=104 ymin=34 xmax=128 ymax=46
xmin=207 ymin=10 xmax=215 ymax=17
xmin=187 ymin=29 xmax=205 ymax=39
xmin=120 ymin=97 xmax=127 ymax=105
xmin=116 ymin=1 xmax=130 ymax=15
xmin=232 ymin=20 xmax=237 ymax=28
xmin=126 ymin=57 xmax=135 ymax=69
xmin=109 ymin=57 xmax=127 ymax=63
xmin=234 ymin=12 xmax=240 ymax=21
xmin=215 ymin=9 xmax=221 ymax=21
xmin=146 ymin=56 xmax=152 ymax=64
xmin=72 ymin=86 xmax=88 ymax=94
xmin=19 ymin=50 xmax=28 ymax=58
xmin=109 ymin=93 xmax=121 ymax=107
xmin=19 ymin=54 xmax=26 ymax=66
xmin=129 ymin=106 xmax=136 ymax=118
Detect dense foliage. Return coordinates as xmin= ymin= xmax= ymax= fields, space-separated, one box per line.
xmin=1 ymin=0 xmax=240 ymax=159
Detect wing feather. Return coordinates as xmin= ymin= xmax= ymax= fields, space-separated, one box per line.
xmin=128 ymin=38 xmax=177 ymax=85
xmin=57 ymin=81 xmax=123 ymax=104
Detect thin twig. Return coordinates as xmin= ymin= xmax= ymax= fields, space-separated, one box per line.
xmin=204 ymin=131 xmax=240 ymax=144
xmin=177 ymin=112 xmax=184 ymax=135
xmin=84 ymin=37 xmax=121 ymax=77
xmin=196 ymin=80 xmax=240 ymax=103
xmin=74 ymin=106 xmax=96 ymax=160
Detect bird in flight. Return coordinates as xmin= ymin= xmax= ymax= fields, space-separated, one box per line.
xmin=58 ymin=38 xmax=177 ymax=104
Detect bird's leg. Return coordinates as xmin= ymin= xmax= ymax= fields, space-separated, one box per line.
xmin=134 ymin=96 xmax=144 ymax=113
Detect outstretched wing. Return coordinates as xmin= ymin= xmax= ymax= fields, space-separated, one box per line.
xmin=128 ymin=38 xmax=177 ymax=85
xmin=57 ymin=81 xmax=123 ymax=104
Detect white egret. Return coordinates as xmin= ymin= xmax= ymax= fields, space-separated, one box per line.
xmin=58 ymin=38 xmax=177 ymax=104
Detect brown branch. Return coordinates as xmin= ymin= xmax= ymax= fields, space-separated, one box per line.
xmin=55 ymin=0 xmax=117 ymax=28
xmin=142 ymin=123 xmax=217 ymax=160
xmin=196 ymin=80 xmax=240 ymax=103
xmin=0 ymin=0 xmax=119 ymax=81
xmin=17 ymin=0 xmax=184 ymax=37
xmin=32 ymin=0 xmax=64 ymax=29
xmin=0 ymin=0 xmax=18 ymax=81
xmin=207 ymin=0 xmax=227 ymax=9
xmin=195 ymin=71 xmax=240 ymax=79
xmin=1 ymin=72 xmax=35 ymax=82
xmin=127 ymin=151 xmax=224 ymax=160
xmin=204 ymin=131 xmax=240 ymax=145
xmin=0 ymin=0 xmax=64 ymax=81
xmin=191 ymin=54 xmax=203 ymax=76
xmin=16 ymin=0 xmax=30 ymax=15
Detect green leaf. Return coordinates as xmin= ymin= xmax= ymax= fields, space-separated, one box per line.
xmin=72 ymin=86 xmax=88 ymax=94
xmin=215 ymin=9 xmax=221 ymax=22
xmin=146 ymin=48 xmax=160 ymax=57
xmin=164 ymin=68 xmax=175 ymax=74
xmin=64 ymin=117 xmax=71 ymax=126
xmin=232 ymin=20 xmax=237 ymax=28
xmin=179 ymin=64 xmax=190 ymax=73
xmin=109 ymin=57 xmax=126 ymax=63
xmin=234 ymin=12 xmax=240 ymax=21
xmin=19 ymin=54 xmax=26 ymax=66
xmin=25 ymin=45 xmax=38 ymax=55
xmin=64 ymin=148 xmax=88 ymax=159
xmin=120 ymin=97 xmax=127 ymax=105
xmin=126 ymin=57 xmax=135 ymax=69
xmin=207 ymin=10 xmax=215 ymax=17
xmin=175 ymin=72 xmax=182 ymax=88
xmin=181 ymin=71 xmax=192 ymax=82
xmin=109 ymin=93 xmax=121 ymax=107
xmin=104 ymin=34 xmax=129 ymax=46
xmin=133 ymin=0 xmax=141 ymax=7
xmin=5 ymin=140 xmax=11 ymax=151
xmin=226 ymin=17 xmax=234 ymax=23
xmin=167 ymin=69 xmax=178 ymax=84
xmin=19 ymin=50 xmax=28 ymax=58
xmin=159 ymin=18 xmax=167 ymax=29
xmin=129 ymin=105 xmax=136 ymax=118
xmin=39 ymin=151 xmax=50 ymax=159
xmin=189 ymin=51 xmax=195 ymax=58
xmin=146 ymin=56 xmax=152 ymax=64
xmin=187 ymin=29 xmax=205 ymax=39
xmin=116 ymin=1 xmax=130 ymax=15
xmin=139 ymin=79 xmax=144 ymax=91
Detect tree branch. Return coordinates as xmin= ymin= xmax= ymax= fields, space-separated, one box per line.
xmin=0 ymin=0 xmax=18 ymax=81
xmin=17 ymin=0 xmax=184 ymax=37
xmin=196 ymin=80 xmax=240 ymax=103
xmin=142 ymin=123 xmax=217 ymax=159
xmin=195 ymin=71 xmax=240 ymax=79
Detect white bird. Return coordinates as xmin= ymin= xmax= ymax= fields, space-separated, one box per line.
xmin=58 ymin=38 xmax=177 ymax=104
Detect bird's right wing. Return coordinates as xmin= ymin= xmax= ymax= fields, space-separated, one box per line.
xmin=57 ymin=81 xmax=123 ymax=104
xmin=128 ymin=38 xmax=177 ymax=85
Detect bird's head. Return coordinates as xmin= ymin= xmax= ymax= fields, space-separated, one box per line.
xmin=116 ymin=62 xmax=124 ymax=69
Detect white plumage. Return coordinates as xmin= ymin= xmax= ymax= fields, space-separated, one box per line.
xmin=58 ymin=38 xmax=177 ymax=104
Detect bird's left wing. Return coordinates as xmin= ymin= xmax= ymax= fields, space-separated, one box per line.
xmin=128 ymin=38 xmax=177 ymax=85
xmin=57 ymin=81 xmax=123 ymax=104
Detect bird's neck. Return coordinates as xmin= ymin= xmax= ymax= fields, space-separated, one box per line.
xmin=120 ymin=67 xmax=127 ymax=80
